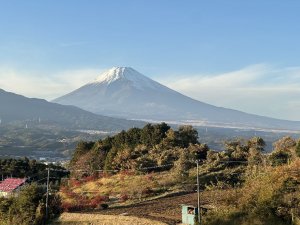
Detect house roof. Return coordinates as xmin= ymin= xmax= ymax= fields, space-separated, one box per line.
xmin=0 ymin=178 xmax=26 ymax=192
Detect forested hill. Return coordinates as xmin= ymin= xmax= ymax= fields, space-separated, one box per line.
xmin=69 ymin=122 xmax=205 ymax=174
xmin=69 ymin=122 xmax=300 ymax=176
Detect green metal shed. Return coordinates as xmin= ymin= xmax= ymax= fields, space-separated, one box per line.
xmin=181 ymin=204 xmax=198 ymax=225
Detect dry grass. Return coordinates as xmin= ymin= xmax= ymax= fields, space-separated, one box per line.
xmin=60 ymin=171 xmax=178 ymax=205
xmin=51 ymin=212 xmax=167 ymax=225
xmin=78 ymin=172 xmax=172 ymax=194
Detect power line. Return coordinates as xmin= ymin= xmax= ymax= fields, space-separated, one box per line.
xmin=35 ymin=176 xmax=61 ymax=183
xmin=139 ymin=163 xmax=174 ymax=170
xmin=66 ymin=163 xmax=175 ymax=173
xmin=219 ymin=160 xmax=249 ymax=163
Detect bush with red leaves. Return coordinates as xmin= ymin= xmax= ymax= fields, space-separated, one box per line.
xmin=120 ymin=194 xmax=129 ymax=202
xmin=70 ymin=179 xmax=82 ymax=187
xmin=84 ymin=174 xmax=99 ymax=182
xmin=142 ymin=187 xmax=153 ymax=196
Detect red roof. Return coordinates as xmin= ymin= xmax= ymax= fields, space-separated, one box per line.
xmin=0 ymin=178 xmax=27 ymax=192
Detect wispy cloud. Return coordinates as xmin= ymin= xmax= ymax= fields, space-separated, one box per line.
xmin=158 ymin=64 xmax=300 ymax=121
xmin=0 ymin=66 xmax=101 ymax=100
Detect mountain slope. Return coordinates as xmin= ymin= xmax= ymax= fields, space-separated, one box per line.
xmin=0 ymin=89 xmax=144 ymax=131
xmin=53 ymin=67 xmax=300 ymax=130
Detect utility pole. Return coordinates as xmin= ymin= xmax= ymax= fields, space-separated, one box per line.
xmin=196 ymin=160 xmax=201 ymax=224
xmin=45 ymin=167 xmax=50 ymax=221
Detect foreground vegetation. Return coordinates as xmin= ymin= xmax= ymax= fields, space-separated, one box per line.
xmin=0 ymin=123 xmax=299 ymax=224
xmin=0 ymin=183 xmax=61 ymax=225
xmin=0 ymin=159 xmax=68 ymax=225
xmin=202 ymin=158 xmax=300 ymax=225
xmin=65 ymin=123 xmax=300 ymax=224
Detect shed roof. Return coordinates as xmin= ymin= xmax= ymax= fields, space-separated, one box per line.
xmin=181 ymin=204 xmax=197 ymax=208
xmin=0 ymin=178 xmax=26 ymax=192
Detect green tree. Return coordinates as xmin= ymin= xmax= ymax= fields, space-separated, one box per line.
xmin=269 ymin=151 xmax=290 ymax=166
xmin=188 ymin=143 xmax=209 ymax=161
xmin=125 ymin=127 xmax=142 ymax=147
xmin=104 ymin=146 xmax=119 ymax=170
xmin=161 ymin=129 xmax=177 ymax=148
xmin=70 ymin=141 xmax=95 ymax=164
xmin=224 ymin=139 xmax=248 ymax=161
xmin=273 ymin=136 xmax=296 ymax=153
xmin=0 ymin=197 xmax=13 ymax=221
xmin=296 ymin=139 xmax=300 ymax=157
xmin=9 ymin=183 xmax=44 ymax=225
xmin=247 ymin=137 xmax=265 ymax=166
xmin=247 ymin=137 xmax=265 ymax=151
xmin=173 ymin=150 xmax=191 ymax=180
xmin=152 ymin=122 xmax=170 ymax=145
xmin=141 ymin=123 xmax=170 ymax=147
xmin=176 ymin=125 xmax=199 ymax=148
xmin=141 ymin=124 xmax=155 ymax=146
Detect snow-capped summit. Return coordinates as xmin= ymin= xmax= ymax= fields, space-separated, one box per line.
xmin=95 ymin=67 xmax=135 ymax=84
xmin=53 ymin=67 xmax=300 ymax=130
xmin=93 ymin=67 xmax=161 ymax=90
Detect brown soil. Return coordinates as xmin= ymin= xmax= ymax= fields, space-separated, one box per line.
xmin=53 ymin=213 xmax=167 ymax=225
xmin=90 ymin=192 xmax=212 ymax=225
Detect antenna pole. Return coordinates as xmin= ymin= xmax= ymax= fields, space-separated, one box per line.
xmin=197 ymin=160 xmax=201 ymax=224
xmin=45 ymin=168 xmax=50 ymax=221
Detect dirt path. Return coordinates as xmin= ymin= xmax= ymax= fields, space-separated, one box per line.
xmin=72 ymin=190 xmax=231 ymax=225
xmin=92 ymin=192 xmax=203 ymax=225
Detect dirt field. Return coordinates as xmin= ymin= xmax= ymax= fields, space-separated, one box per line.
xmin=92 ymin=191 xmax=219 ymax=225
xmin=53 ymin=213 xmax=167 ymax=225
xmin=56 ymin=190 xmax=232 ymax=225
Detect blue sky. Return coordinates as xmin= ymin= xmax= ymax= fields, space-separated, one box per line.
xmin=1 ymin=1 xmax=300 ymax=120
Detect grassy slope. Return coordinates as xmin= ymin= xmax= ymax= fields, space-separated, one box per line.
xmin=60 ymin=171 xmax=181 ymax=206
xmin=59 ymin=159 xmax=300 ymax=225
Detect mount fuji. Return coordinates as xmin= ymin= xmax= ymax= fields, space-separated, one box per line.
xmin=54 ymin=67 xmax=300 ymax=131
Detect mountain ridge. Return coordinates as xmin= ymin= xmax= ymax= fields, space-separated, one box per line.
xmin=0 ymin=88 xmax=144 ymax=131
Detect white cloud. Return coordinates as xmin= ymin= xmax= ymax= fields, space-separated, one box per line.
xmin=0 ymin=66 xmax=102 ymax=100
xmin=158 ymin=64 xmax=300 ymax=121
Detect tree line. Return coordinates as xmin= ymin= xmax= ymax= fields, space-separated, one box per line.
xmin=69 ymin=123 xmax=300 ymax=177
xmin=69 ymin=123 xmax=203 ymax=175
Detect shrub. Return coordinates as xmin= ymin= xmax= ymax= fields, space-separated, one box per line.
xmin=296 ymin=140 xmax=300 ymax=157
xmin=142 ymin=187 xmax=153 ymax=196
xmin=61 ymin=202 xmax=73 ymax=212
xmin=120 ymin=170 xmax=135 ymax=176
xmin=70 ymin=179 xmax=82 ymax=187
xmin=145 ymin=172 xmax=154 ymax=181
xmin=120 ymin=194 xmax=129 ymax=202
xmin=89 ymin=195 xmax=108 ymax=207
xmin=84 ymin=175 xmax=97 ymax=182
xmin=100 ymin=203 xmax=109 ymax=210
xmin=60 ymin=186 xmax=69 ymax=194
xmin=61 ymin=202 xmax=92 ymax=212
xmin=0 ymin=183 xmax=62 ymax=224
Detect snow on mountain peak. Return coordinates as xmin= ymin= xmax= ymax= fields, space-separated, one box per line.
xmin=93 ymin=67 xmax=161 ymax=90
xmin=95 ymin=67 xmax=129 ymax=84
